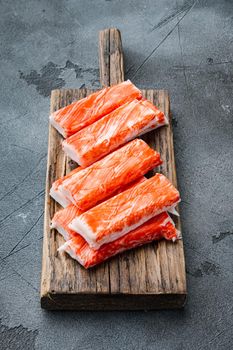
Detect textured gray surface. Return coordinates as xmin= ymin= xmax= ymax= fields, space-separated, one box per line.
xmin=0 ymin=0 xmax=233 ymax=349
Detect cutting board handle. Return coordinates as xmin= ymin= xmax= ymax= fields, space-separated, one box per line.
xmin=99 ymin=28 xmax=125 ymax=87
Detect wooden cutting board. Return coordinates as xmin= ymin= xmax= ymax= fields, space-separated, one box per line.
xmin=40 ymin=28 xmax=187 ymax=310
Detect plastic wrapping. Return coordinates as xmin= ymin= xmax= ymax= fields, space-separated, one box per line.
xmin=58 ymin=212 xmax=179 ymax=268
xmin=63 ymin=99 xmax=167 ymax=166
xmin=59 ymin=139 xmax=162 ymax=211
xmin=49 ymin=80 xmax=142 ymax=138
xmin=69 ymin=173 xmax=180 ymax=249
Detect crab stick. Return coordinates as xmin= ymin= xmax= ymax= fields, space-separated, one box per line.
xmin=51 ymin=204 xmax=82 ymax=240
xmin=51 ymin=176 xmax=147 ymax=240
xmin=60 ymin=139 xmax=162 ymax=211
xmin=49 ymin=166 xmax=84 ymax=207
xmin=63 ymin=98 xmax=167 ymax=166
xmin=69 ymin=173 xmax=180 ymax=249
xmin=59 ymin=212 xmax=179 ymax=268
xmin=49 ymin=80 xmax=142 ymax=137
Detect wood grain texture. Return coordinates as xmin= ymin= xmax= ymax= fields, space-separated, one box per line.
xmin=99 ymin=28 xmax=124 ymax=86
xmin=40 ymin=28 xmax=187 ymax=310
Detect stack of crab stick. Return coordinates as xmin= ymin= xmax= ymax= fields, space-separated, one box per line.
xmin=49 ymin=80 xmax=181 ymax=269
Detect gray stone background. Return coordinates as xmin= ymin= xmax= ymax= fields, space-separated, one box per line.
xmin=0 ymin=0 xmax=232 ymax=349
